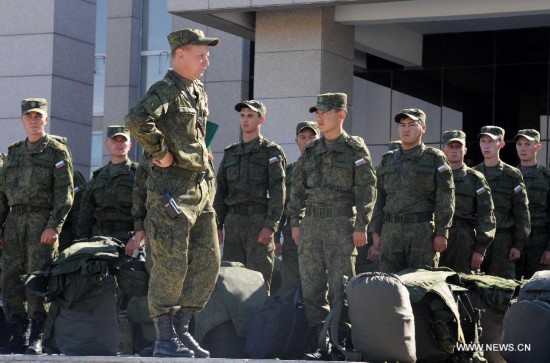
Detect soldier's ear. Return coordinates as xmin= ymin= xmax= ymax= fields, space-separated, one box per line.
xmin=536 ymin=143 xmax=542 ymax=152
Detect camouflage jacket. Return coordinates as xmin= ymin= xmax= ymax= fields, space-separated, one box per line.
xmin=473 ymin=161 xmax=531 ymax=249
xmin=77 ymin=159 xmax=137 ymax=238
xmin=369 ymin=144 xmax=454 ymax=238
xmin=125 ymin=68 xmax=210 ymax=173
xmin=452 ymin=165 xmax=496 ymax=254
xmin=132 ymin=153 xmax=153 ymax=232
xmin=1 ymin=134 xmax=74 ymax=233
xmin=0 ymin=153 xmax=6 ymax=227
xmin=288 ymin=132 xmax=377 ymax=232
xmin=274 ymin=161 xmax=295 ymax=242
xmin=214 ymin=135 xmax=286 ymax=231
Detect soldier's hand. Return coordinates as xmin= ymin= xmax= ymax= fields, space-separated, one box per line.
xmin=540 ymin=250 xmax=550 ymax=265
xmin=292 ymin=227 xmax=300 ymax=245
xmin=274 ymin=242 xmax=282 ymax=257
xmin=471 ymin=251 xmax=484 ymax=270
xmin=353 ymin=231 xmax=367 ymax=247
xmin=509 ymin=247 xmax=521 ymax=261
xmin=433 ymin=236 xmax=448 ymax=253
xmin=134 ymin=229 xmax=146 ymax=244
xmin=217 ymin=229 xmax=224 ymax=245
xmin=153 ymin=151 xmax=174 ymax=168
xmin=125 ymin=232 xmax=145 ymax=257
xmin=257 ymin=227 xmax=274 ymax=245
xmin=40 ymin=227 xmax=58 ymax=245
xmin=367 ymin=245 xmax=380 ymax=261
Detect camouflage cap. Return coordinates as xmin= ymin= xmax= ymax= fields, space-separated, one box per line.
xmin=167 ymin=28 xmax=219 ymax=52
xmin=514 ymin=129 xmax=540 ymax=143
xmin=387 ymin=140 xmax=402 ymax=151
xmin=394 ymin=108 xmax=426 ymax=124
xmin=309 ymin=93 xmax=347 ymax=113
xmin=107 ymin=125 xmax=130 ymax=140
xmin=442 ymin=130 xmax=466 ymax=145
xmin=296 ymin=121 xmax=320 ymax=136
xmin=235 ymin=100 xmax=266 ymax=117
xmin=21 ymin=98 xmax=48 ymax=116
xmin=478 ymin=125 xmax=505 ymax=140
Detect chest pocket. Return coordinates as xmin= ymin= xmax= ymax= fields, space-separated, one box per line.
xmin=249 ymin=153 xmax=268 ymax=184
xmin=225 ymin=160 xmax=239 ymax=182
xmin=32 ymin=153 xmax=54 ymax=187
xmin=325 ymin=153 xmax=354 ymax=190
xmin=303 ymin=158 xmax=321 ymax=188
xmin=4 ymin=155 xmax=23 ymax=187
xmin=525 ymin=178 xmax=549 ymax=207
xmin=414 ymin=165 xmax=436 ymax=193
xmin=159 ymin=104 xmax=197 ymax=143
xmin=378 ymin=163 xmax=400 ymax=194
xmin=115 ymin=177 xmax=135 ymax=205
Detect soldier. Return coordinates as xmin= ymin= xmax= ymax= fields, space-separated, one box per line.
xmin=214 ymin=100 xmax=286 ymax=291
xmin=125 ymin=28 xmax=220 ymax=358
xmin=77 ymin=125 xmax=137 ymax=244
xmin=367 ymin=109 xmax=454 ymax=273
xmin=0 ymin=98 xmax=73 ymax=355
xmin=514 ymin=129 xmax=550 ymax=278
xmin=473 ymin=126 xmax=530 ymax=279
xmin=439 ymin=130 xmax=496 ymax=273
xmin=58 ymin=169 xmax=86 ymax=251
xmin=274 ymin=121 xmax=320 ymax=292
xmin=288 ymin=93 xmax=377 ymax=359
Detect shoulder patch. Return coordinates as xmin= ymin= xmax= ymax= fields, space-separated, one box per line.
xmin=502 ymin=163 xmax=522 ymax=179
xmin=345 ymin=135 xmax=366 ymax=151
xmin=8 ymin=140 xmax=24 ymax=149
xmin=466 ymin=167 xmax=486 ymax=181
xmin=539 ymin=165 xmax=550 ymax=178
xmin=224 ymin=142 xmax=240 ymax=151
xmin=47 ymin=136 xmax=70 ymax=153
xmin=49 ymin=134 xmax=68 ymax=145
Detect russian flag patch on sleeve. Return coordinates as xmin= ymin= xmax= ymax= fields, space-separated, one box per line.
xmin=269 ymin=156 xmax=279 ymax=164
xmin=437 ymin=164 xmax=448 ymax=173
xmin=55 ymin=160 xmax=66 ymax=169
xmin=476 ymin=187 xmax=486 ymax=195
xmin=514 ymin=184 xmax=524 ymax=193
xmin=355 ymin=158 xmax=366 ymax=167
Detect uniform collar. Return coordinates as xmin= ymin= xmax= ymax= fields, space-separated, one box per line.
xmin=167 ymin=68 xmax=194 ymax=92
xmin=233 ymin=135 xmax=264 ymax=155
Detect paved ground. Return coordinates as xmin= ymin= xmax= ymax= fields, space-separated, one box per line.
xmin=0 ymin=356 xmax=320 ymax=363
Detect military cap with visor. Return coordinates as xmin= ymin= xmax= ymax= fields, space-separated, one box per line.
xmin=442 ymin=130 xmax=466 ymax=145
xmin=513 ymin=129 xmax=540 ymax=143
xmin=478 ymin=126 xmax=505 ymax=140
xmin=107 ymin=125 xmax=130 ymax=140
xmin=167 ymin=28 xmax=219 ymax=52
xmin=309 ymin=93 xmax=348 ymax=113
xmin=295 ymin=121 xmax=320 ymax=137
xmin=235 ymin=100 xmax=266 ymax=117
xmin=21 ymin=98 xmax=48 ymax=116
xmin=394 ymin=108 xmax=426 ymax=124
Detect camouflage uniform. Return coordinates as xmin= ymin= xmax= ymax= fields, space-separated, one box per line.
xmin=0 ymin=118 xmax=73 ymax=323
xmin=133 ymin=153 xmax=153 ymax=271
xmin=214 ymin=101 xmax=286 ymax=289
xmin=514 ymin=129 xmax=550 ymax=279
xmin=288 ymin=93 xmax=377 ymax=328
xmin=439 ymin=131 xmax=496 ymax=273
xmin=77 ymin=155 xmax=137 ymax=242
xmin=59 ymin=170 xmax=86 ymax=251
xmin=125 ymin=65 xmax=220 ymax=318
xmin=473 ymin=126 xmax=530 ymax=279
xmin=369 ymin=109 xmax=455 ymax=274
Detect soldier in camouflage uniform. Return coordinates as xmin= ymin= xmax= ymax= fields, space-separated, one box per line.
xmin=473 ymin=126 xmax=530 ymax=279
xmin=0 ymin=98 xmax=74 ymax=355
xmin=125 ymin=29 xmax=221 ymax=358
xmin=514 ymin=129 xmax=550 ymax=279
xmin=214 ymin=100 xmax=286 ymax=291
xmin=77 ymin=125 xmax=137 ymax=244
xmin=274 ymin=121 xmax=320 ymax=292
xmin=288 ymin=93 xmax=377 ymax=358
xmin=58 ymin=169 xmax=86 ymax=251
xmin=439 ymin=130 xmax=496 ymax=273
xmin=367 ymin=109 xmax=455 ymax=273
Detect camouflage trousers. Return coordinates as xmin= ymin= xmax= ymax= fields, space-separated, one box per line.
xmin=440 ymin=225 xmax=477 ymax=274
xmin=223 ymin=212 xmax=275 ymax=290
xmin=298 ymin=215 xmax=356 ymax=327
xmin=379 ymin=221 xmax=438 ymax=274
xmin=145 ymin=177 xmax=220 ymax=318
xmin=482 ymin=229 xmax=515 ymax=279
xmin=1 ymin=210 xmax=56 ymax=322
xmin=516 ymin=226 xmax=550 ymax=280
xmin=280 ymin=222 xmax=300 ymax=292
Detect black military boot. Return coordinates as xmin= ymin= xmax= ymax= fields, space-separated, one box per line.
xmin=304 ymin=325 xmax=331 ymax=360
xmin=24 ymin=319 xmax=45 ymax=355
xmin=152 ymin=313 xmax=194 ymax=358
xmin=0 ymin=319 xmax=28 ymax=354
xmin=173 ymin=308 xmax=210 ymax=358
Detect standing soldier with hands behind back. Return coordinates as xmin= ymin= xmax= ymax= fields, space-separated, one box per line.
xmin=0 ymin=99 xmax=73 ymax=355
xmin=125 ymin=29 xmax=220 ymax=358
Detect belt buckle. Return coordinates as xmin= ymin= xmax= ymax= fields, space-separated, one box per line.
xmin=318 ymin=207 xmax=326 ymax=218
xmin=397 ymin=214 xmax=405 ymax=224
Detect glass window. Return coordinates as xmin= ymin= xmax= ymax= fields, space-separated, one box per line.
xmin=93 ymin=55 xmax=106 ymax=116
xmin=142 ymin=0 xmax=172 ymax=51
xmin=141 ymin=52 xmax=171 ymax=95
xmin=95 ymin=0 xmax=107 ymax=54
xmin=90 ymin=131 xmax=104 ymax=174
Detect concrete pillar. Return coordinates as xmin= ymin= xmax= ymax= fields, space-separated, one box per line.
xmin=103 ymin=0 xmax=142 ymax=163
xmin=254 ymin=7 xmax=354 ymax=162
xmin=0 ymin=0 xmax=96 ymax=175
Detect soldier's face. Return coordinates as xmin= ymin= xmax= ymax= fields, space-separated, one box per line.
xmin=296 ymin=128 xmax=319 ymax=153
xmin=239 ymin=108 xmax=264 ymax=133
xmin=516 ymin=136 xmax=540 ymax=163
xmin=314 ymin=109 xmax=343 ymax=135
xmin=443 ymin=141 xmax=467 ymax=165
xmin=479 ymin=135 xmax=504 ymax=159
xmin=177 ymin=45 xmax=210 ymax=80
xmin=21 ymin=111 xmax=48 ymax=138
xmin=105 ymin=135 xmax=131 ymax=157
xmin=398 ymin=118 xmax=425 ymax=147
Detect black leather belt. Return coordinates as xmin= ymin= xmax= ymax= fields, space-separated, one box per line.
xmin=306 ymin=206 xmax=353 ymax=218
xmin=10 ymin=205 xmax=50 ymax=215
xmin=228 ymin=204 xmax=267 ymax=215
xmin=384 ymin=212 xmax=433 ymax=224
